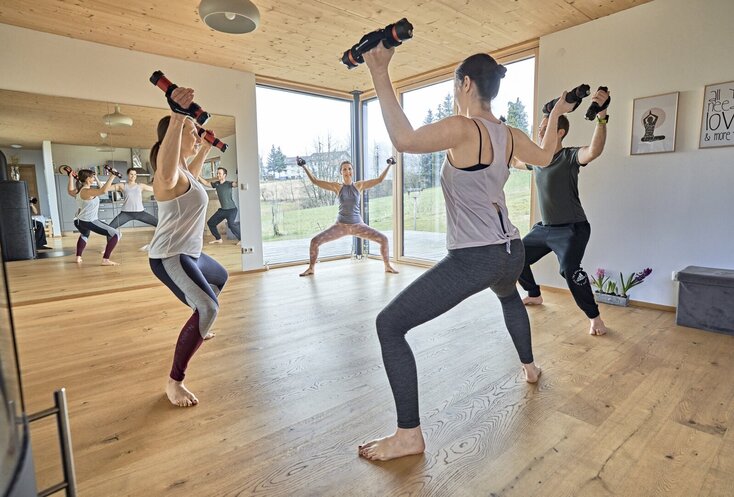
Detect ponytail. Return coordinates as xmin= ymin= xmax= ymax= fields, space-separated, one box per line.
xmin=76 ymin=169 xmax=95 ymax=191
xmin=150 ymin=115 xmax=172 ymax=172
xmin=150 ymin=141 xmax=162 ymax=172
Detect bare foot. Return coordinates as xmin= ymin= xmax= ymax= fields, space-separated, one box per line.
xmin=209 ymin=239 xmax=223 ymax=244
xmin=236 ymin=241 xmax=241 ymax=247
xmin=101 ymin=259 xmax=119 ymax=266
xmin=589 ymin=316 xmax=608 ymax=336
xmin=166 ymin=378 xmax=199 ymax=407
xmin=522 ymin=363 xmax=542 ymax=384
xmin=203 ymin=332 xmax=216 ymax=340
xmin=299 ymin=267 xmax=314 ymax=277
xmin=385 ymin=264 xmax=399 ymax=274
xmin=522 ymin=295 xmax=543 ymax=305
xmin=358 ymin=427 xmax=425 ymax=461
xmin=75 ymin=256 xmax=83 ymax=264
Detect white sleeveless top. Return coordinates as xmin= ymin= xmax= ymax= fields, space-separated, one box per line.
xmin=76 ymin=190 xmax=100 ymax=222
xmin=440 ymin=118 xmax=520 ymax=251
xmin=122 ymin=183 xmax=144 ymax=212
xmin=148 ymin=167 xmax=209 ymax=258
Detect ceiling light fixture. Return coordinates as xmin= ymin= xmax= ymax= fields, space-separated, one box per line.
xmin=199 ymin=0 xmax=260 ymax=34
xmin=103 ymin=104 xmax=133 ymax=127
xmin=96 ymin=132 xmax=115 ymax=152
xmin=10 ymin=144 xmax=22 ymax=149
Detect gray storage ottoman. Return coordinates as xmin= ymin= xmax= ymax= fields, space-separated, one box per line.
xmin=677 ymin=266 xmax=734 ymax=334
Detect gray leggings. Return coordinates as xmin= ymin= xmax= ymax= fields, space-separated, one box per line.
xmin=375 ymin=239 xmax=533 ymax=429
xmin=109 ymin=210 xmax=158 ymax=228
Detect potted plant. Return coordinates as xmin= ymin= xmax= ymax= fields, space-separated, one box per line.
xmin=590 ymin=268 xmax=652 ymax=306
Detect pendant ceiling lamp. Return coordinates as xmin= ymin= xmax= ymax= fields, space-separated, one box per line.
xmin=199 ymin=0 xmax=260 ymax=34
xmin=103 ymin=104 xmax=133 ymax=127
xmin=96 ymin=132 xmax=115 ymax=152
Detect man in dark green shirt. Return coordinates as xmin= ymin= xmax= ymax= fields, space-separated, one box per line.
xmin=515 ymin=87 xmax=610 ymax=336
xmin=198 ymin=167 xmax=241 ymax=244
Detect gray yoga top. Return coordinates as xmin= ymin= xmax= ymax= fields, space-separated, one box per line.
xmin=441 ymin=117 xmax=520 ymax=251
xmin=212 ymin=180 xmax=236 ymax=210
xmin=336 ymin=183 xmax=362 ymax=224
xmin=121 ymin=183 xmax=144 ymax=212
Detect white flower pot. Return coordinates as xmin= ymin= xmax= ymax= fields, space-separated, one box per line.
xmin=595 ymin=292 xmax=630 ymax=307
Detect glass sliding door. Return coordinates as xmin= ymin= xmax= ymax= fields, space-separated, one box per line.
xmin=397 ymin=56 xmax=536 ymax=261
xmin=362 ymin=98 xmax=394 ymax=257
xmin=493 ymin=56 xmax=535 ymax=237
xmin=401 ymin=80 xmax=454 ymax=261
xmin=256 ymin=86 xmax=352 ymax=265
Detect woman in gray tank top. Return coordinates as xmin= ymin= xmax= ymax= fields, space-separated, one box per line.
xmin=298 ymin=158 xmax=398 ymax=276
xmin=147 ymin=87 xmax=229 ymax=408
xmin=355 ymin=46 xmax=576 ymax=461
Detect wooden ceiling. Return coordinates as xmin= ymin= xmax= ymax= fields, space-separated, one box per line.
xmin=0 ymin=0 xmax=650 ymax=149
xmin=0 ymin=0 xmax=651 ymax=94
xmin=0 ymin=90 xmax=236 ymax=149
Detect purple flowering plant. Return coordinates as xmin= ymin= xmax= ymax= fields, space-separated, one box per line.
xmin=590 ymin=268 xmax=652 ymax=297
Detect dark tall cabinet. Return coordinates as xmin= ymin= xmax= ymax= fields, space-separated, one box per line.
xmin=0 ymin=181 xmax=36 ymax=261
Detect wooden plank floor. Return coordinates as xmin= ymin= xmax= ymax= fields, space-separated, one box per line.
xmin=6 ymin=234 xmax=734 ymax=497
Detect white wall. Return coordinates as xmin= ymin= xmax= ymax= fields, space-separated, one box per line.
xmin=0 ymin=23 xmax=262 ymax=269
xmin=536 ymin=0 xmax=734 ymax=306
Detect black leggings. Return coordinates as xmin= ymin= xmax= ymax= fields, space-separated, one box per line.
xmin=376 ymin=239 xmax=533 ymax=429
xmin=207 ymin=208 xmax=241 ymax=240
xmin=518 ymin=221 xmax=599 ymax=319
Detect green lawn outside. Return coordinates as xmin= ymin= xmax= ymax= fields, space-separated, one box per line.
xmin=260 ymin=170 xmax=533 ymax=242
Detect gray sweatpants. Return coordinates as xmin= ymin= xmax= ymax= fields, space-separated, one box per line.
xmin=375 ymin=239 xmax=533 ymax=429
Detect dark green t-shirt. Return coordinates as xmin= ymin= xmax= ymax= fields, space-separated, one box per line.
xmin=212 ymin=180 xmax=236 ymax=210
xmin=529 ymin=147 xmax=587 ymax=225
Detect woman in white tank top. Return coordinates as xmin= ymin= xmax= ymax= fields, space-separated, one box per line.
xmin=109 ymin=168 xmax=158 ymax=230
xmin=147 ymin=87 xmax=228 ymax=409
xmin=66 ymin=168 xmax=122 ymax=265
xmin=354 ymin=45 xmax=577 ymax=462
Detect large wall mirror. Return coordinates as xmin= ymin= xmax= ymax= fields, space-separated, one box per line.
xmin=0 ymin=89 xmax=239 ymax=303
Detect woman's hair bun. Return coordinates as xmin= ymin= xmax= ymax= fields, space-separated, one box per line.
xmin=496 ymin=64 xmax=507 ymax=78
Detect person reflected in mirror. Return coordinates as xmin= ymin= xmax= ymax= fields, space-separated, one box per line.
xmin=298 ymin=159 xmax=398 ymax=276
xmin=148 ymin=87 xmax=228 ymax=408
xmin=198 ymin=167 xmax=241 ymax=246
xmin=66 ymin=168 xmax=121 ymax=265
xmin=109 ymin=168 xmax=158 ymax=251
xmin=29 ymin=197 xmax=51 ymax=250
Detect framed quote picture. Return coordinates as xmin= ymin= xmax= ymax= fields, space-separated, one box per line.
xmin=630 ymin=92 xmax=679 ymax=155
xmin=700 ymin=81 xmax=734 ymax=149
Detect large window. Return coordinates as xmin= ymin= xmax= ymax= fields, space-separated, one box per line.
xmin=362 ymin=98 xmax=394 ymax=257
xmin=256 ymin=86 xmax=352 ymax=265
xmin=401 ymin=80 xmax=454 ymax=261
xmin=493 ymin=57 xmax=535 ymax=236
xmin=399 ymin=56 xmax=535 ymax=262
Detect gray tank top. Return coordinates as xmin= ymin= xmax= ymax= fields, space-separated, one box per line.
xmin=440 ymin=118 xmax=520 ymax=251
xmin=76 ymin=190 xmax=100 ymax=222
xmin=148 ymin=167 xmax=209 ymax=258
xmin=336 ymin=183 xmax=362 ymax=224
xmin=122 ymin=183 xmax=144 ymax=212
